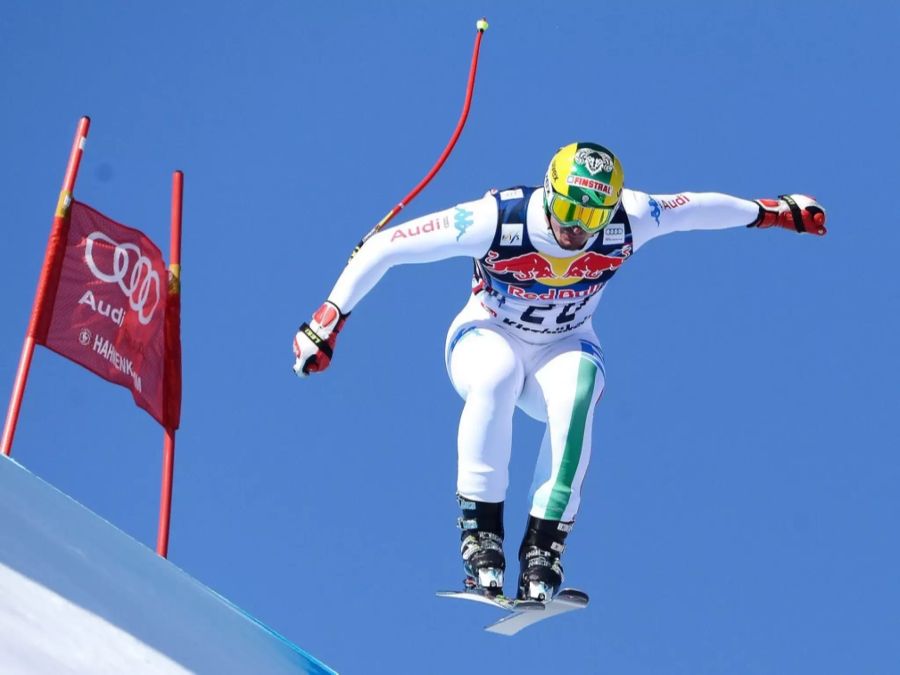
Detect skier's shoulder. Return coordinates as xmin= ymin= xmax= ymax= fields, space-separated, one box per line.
xmin=426 ymin=192 xmax=499 ymax=257
xmin=620 ymin=187 xmax=654 ymax=220
xmin=446 ymin=190 xmax=495 ymax=214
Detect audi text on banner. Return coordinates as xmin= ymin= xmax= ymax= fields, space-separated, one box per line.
xmin=34 ymin=200 xmax=180 ymax=429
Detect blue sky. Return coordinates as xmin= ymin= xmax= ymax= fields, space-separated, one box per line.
xmin=2 ymin=2 xmax=898 ymax=673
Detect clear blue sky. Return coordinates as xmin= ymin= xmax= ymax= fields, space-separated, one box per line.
xmin=2 ymin=2 xmax=898 ymax=673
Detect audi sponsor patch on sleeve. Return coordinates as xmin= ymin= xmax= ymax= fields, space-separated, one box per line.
xmin=660 ymin=194 xmax=691 ymax=210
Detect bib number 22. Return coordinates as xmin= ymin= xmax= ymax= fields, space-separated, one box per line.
xmin=520 ymin=297 xmax=590 ymax=326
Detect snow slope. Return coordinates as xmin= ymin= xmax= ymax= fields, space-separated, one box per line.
xmin=0 ymin=455 xmax=335 ymax=674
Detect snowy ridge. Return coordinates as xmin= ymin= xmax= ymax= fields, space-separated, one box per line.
xmin=0 ymin=455 xmax=335 ymax=674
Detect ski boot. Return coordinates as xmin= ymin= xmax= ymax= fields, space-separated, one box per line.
xmin=457 ymin=495 xmax=505 ymax=596
xmin=517 ymin=516 xmax=572 ymax=602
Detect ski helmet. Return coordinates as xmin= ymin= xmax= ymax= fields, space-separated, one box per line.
xmin=544 ymin=142 xmax=624 ymax=233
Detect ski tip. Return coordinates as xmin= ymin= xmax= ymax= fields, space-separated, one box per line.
xmin=555 ymin=588 xmax=590 ymax=606
xmin=436 ymin=590 xmax=462 ymax=598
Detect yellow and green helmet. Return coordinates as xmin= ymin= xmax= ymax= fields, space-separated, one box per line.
xmin=543 ymin=142 xmax=624 ymax=233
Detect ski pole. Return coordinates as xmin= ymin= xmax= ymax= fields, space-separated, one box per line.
xmin=349 ymin=17 xmax=489 ymax=260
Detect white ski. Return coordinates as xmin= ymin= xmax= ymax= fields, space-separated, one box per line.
xmin=437 ymin=588 xmax=589 ymax=635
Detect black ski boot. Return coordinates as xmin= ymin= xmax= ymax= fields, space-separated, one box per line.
xmin=517 ymin=516 xmax=572 ymax=602
xmin=457 ymin=495 xmax=505 ymax=596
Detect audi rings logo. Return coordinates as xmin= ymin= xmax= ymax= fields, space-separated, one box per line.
xmin=84 ymin=232 xmax=161 ymax=325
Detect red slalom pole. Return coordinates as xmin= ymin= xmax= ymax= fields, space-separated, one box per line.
xmin=352 ymin=17 xmax=489 ymax=257
xmin=156 ymin=428 xmax=175 ymax=558
xmin=2 ymin=116 xmax=91 ymax=457
xmin=156 ymin=170 xmax=183 ymax=558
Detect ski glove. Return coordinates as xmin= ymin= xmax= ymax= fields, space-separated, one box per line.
xmin=293 ymin=301 xmax=348 ymax=377
xmin=751 ymin=194 xmax=827 ymax=235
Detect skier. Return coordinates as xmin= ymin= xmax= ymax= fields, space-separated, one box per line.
xmin=292 ymin=142 xmax=826 ymax=602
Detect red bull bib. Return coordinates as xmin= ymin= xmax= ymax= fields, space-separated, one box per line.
xmin=472 ymin=186 xmax=633 ymax=340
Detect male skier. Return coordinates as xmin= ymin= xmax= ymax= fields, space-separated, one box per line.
xmin=292 ymin=142 xmax=826 ymax=602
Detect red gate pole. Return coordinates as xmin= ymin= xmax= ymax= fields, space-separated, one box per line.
xmin=156 ymin=170 xmax=183 ymax=558
xmin=157 ymin=427 xmax=176 ymax=557
xmin=2 ymin=116 xmax=91 ymax=457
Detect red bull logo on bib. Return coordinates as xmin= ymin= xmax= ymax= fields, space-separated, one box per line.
xmin=483 ymin=246 xmax=631 ymax=287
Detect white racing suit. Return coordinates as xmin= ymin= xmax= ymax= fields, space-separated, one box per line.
xmin=327 ymin=186 xmax=759 ymax=522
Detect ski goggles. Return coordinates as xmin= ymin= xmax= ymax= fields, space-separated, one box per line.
xmin=546 ymin=192 xmax=617 ymax=233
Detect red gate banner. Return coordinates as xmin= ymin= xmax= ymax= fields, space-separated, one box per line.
xmin=34 ymin=200 xmax=178 ymax=428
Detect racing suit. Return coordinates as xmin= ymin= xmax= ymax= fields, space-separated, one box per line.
xmin=327 ymin=186 xmax=759 ymax=521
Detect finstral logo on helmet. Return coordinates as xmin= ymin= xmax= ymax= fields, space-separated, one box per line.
xmin=566 ymin=174 xmax=613 ymax=195
xmin=574 ymin=148 xmax=614 ymax=176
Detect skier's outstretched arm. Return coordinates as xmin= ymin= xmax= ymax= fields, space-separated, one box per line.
xmin=627 ymin=190 xmax=827 ymax=252
xmin=292 ymin=196 xmax=497 ymax=377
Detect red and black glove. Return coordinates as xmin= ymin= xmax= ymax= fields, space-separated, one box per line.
xmin=293 ymin=301 xmax=348 ymax=377
xmin=751 ymin=194 xmax=827 ymax=235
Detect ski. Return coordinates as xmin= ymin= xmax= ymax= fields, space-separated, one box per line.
xmin=485 ymin=589 xmax=589 ymax=635
xmin=437 ymin=587 xmax=589 ymax=635
xmin=437 ymin=587 xmax=543 ymax=611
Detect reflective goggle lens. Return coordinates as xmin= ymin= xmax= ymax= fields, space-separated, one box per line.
xmin=548 ymin=193 xmax=614 ymax=233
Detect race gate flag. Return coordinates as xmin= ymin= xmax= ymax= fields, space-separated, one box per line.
xmin=33 ymin=200 xmax=181 ymax=429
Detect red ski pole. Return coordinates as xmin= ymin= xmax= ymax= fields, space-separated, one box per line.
xmin=350 ymin=17 xmax=489 ymax=259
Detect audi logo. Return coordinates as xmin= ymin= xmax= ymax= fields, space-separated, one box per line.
xmin=84 ymin=231 xmax=161 ymax=325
